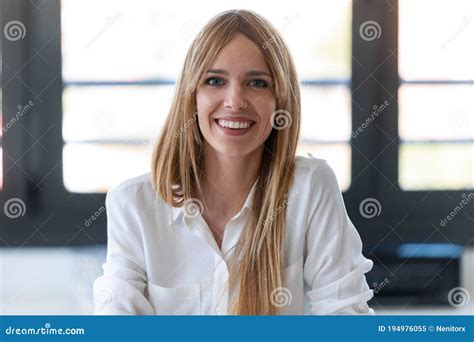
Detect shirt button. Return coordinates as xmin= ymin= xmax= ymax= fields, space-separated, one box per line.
xmin=353 ymin=303 xmax=369 ymax=313
xmin=215 ymin=306 xmax=224 ymax=314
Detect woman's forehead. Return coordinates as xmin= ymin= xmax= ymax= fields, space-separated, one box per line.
xmin=209 ymin=36 xmax=270 ymax=75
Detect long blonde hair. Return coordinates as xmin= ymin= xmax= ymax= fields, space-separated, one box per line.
xmin=151 ymin=9 xmax=301 ymax=315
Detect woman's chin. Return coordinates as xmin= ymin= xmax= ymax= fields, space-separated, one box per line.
xmin=213 ymin=145 xmax=254 ymax=159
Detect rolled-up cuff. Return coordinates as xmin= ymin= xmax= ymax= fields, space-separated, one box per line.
xmin=93 ymin=273 xmax=155 ymax=315
xmin=307 ymin=258 xmax=374 ymax=315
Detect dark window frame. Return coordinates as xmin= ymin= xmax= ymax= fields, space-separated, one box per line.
xmin=349 ymin=0 xmax=473 ymax=248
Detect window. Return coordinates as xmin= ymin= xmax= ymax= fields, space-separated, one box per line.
xmin=349 ymin=0 xmax=473 ymax=247
xmin=60 ymin=0 xmax=353 ymax=192
xmin=398 ymin=0 xmax=473 ymax=190
xmin=1 ymin=0 xmax=472 ymax=247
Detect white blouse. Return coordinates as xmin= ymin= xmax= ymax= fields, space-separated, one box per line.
xmin=93 ymin=156 xmax=375 ymax=315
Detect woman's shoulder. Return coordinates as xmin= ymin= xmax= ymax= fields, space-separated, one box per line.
xmin=295 ymin=155 xmax=327 ymax=169
xmin=294 ymin=155 xmax=334 ymax=179
xmin=283 ymin=156 xmax=344 ymax=261
xmin=293 ymin=155 xmax=341 ymax=195
xmin=106 ymin=172 xmax=157 ymax=205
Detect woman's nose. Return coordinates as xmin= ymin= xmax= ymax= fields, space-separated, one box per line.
xmin=223 ymin=85 xmax=249 ymax=111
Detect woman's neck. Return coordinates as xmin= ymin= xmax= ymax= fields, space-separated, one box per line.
xmin=200 ymin=144 xmax=263 ymax=215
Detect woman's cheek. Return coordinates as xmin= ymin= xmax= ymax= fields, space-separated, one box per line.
xmin=197 ymin=112 xmax=211 ymax=135
xmin=263 ymin=102 xmax=277 ymax=132
xmin=196 ymin=94 xmax=213 ymax=127
xmin=196 ymin=91 xmax=212 ymax=112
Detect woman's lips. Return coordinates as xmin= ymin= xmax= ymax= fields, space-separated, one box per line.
xmin=213 ymin=119 xmax=256 ymax=137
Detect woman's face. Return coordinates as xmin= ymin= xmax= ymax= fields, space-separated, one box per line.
xmin=196 ymin=34 xmax=276 ymax=158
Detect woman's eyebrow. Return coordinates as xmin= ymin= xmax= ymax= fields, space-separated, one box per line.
xmin=206 ymin=69 xmax=229 ymax=75
xmin=246 ymin=70 xmax=272 ymax=77
xmin=207 ymin=69 xmax=272 ymax=77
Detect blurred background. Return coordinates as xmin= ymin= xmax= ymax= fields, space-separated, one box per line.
xmin=0 ymin=0 xmax=473 ymax=314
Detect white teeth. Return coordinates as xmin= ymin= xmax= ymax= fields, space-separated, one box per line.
xmin=217 ymin=119 xmax=252 ymax=129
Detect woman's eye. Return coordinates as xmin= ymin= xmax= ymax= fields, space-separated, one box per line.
xmin=205 ymin=77 xmax=224 ymax=86
xmin=249 ymin=79 xmax=269 ymax=88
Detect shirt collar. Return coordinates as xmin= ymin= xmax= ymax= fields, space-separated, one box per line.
xmin=168 ymin=178 xmax=258 ymax=225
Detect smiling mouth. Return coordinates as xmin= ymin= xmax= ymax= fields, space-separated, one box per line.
xmin=214 ymin=119 xmax=256 ymax=130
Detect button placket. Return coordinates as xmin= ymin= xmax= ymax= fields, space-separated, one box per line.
xmin=212 ymin=256 xmax=229 ymax=315
xmin=187 ymin=215 xmax=224 ymax=259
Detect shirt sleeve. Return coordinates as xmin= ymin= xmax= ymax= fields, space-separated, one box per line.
xmin=303 ymin=161 xmax=375 ymax=315
xmin=93 ymin=187 xmax=155 ymax=315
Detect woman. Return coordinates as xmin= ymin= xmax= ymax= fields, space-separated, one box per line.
xmin=93 ymin=9 xmax=375 ymax=315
